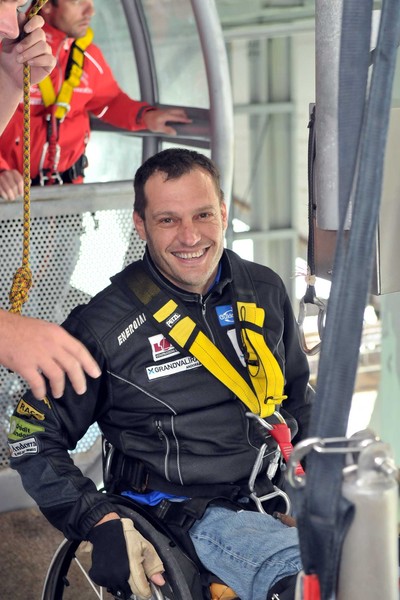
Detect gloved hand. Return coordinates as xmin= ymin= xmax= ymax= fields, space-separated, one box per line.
xmin=88 ymin=517 xmax=164 ymax=599
xmin=121 ymin=517 xmax=164 ymax=598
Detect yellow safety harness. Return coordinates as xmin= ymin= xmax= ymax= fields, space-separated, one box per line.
xmin=37 ymin=27 xmax=93 ymax=184
xmin=119 ymin=261 xmax=287 ymax=418
xmin=38 ymin=27 xmax=93 ymax=120
xmin=9 ymin=0 xmax=50 ymax=314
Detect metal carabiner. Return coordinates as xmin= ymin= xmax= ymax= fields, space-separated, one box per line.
xmin=286 ymin=432 xmax=381 ymax=489
xmin=297 ymin=295 xmax=326 ymax=356
xmin=246 ymin=412 xmax=292 ymax=514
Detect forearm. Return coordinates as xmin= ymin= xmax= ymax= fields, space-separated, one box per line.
xmin=0 ymin=309 xmax=22 ymax=366
xmin=92 ymin=93 xmax=152 ymax=131
xmin=12 ymin=449 xmax=116 ymax=539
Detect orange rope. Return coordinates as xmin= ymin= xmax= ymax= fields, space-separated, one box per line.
xmin=9 ymin=0 xmax=50 ymax=314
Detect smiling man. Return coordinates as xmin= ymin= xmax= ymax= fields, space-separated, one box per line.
xmin=9 ymin=148 xmax=313 ymax=600
xmin=133 ymin=160 xmax=227 ymax=295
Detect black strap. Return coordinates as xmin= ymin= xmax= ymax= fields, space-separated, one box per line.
xmin=304 ymin=104 xmax=317 ymax=306
xmin=293 ymin=1 xmax=400 ymax=598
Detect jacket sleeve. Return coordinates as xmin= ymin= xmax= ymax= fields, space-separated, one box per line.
xmin=84 ymin=45 xmax=154 ymax=131
xmin=8 ymin=313 xmax=117 ymax=541
xmin=0 ymin=152 xmax=12 ymax=171
xmin=281 ymin=290 xmax=314 ymax=444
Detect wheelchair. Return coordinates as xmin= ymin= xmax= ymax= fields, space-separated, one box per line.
xmin=41 ymin=413 xmax=293 ymax=600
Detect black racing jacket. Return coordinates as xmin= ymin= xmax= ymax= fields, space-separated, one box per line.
xmin=8 ymin=249 xmax=313 ymax=539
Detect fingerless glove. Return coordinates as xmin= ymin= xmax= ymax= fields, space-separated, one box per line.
xmin=88 ymin=519 xmax=132 ymax=597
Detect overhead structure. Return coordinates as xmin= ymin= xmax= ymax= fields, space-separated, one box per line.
xmin=313 ymin=0 xmax=400 ymax=294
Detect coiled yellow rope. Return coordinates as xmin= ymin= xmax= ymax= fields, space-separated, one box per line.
xmin=9 ymin=0 xmax=49 ymax=314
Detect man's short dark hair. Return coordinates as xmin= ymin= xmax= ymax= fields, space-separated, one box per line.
xmin=133 ymin=148 xmax=224 ymax=219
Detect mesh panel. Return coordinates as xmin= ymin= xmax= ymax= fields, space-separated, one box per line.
xmin=0 ymin=208 xmax=145 ymax=469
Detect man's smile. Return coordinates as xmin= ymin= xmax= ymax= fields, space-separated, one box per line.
xmin=172 ymin=248 xmax=209 ymax=260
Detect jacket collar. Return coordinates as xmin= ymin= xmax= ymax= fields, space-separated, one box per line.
xmin=141 ymin=247 xmax=234 ymax=302
xmin=43 ymin=22 xmax=74 ymax=47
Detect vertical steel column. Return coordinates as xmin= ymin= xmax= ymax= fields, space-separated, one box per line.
xmin=191 ymin=0 xmax=234 ymax=213
xmin=315 ymin=0 xmax=347 ymax=230
xmin=121 ymin=0 xmax=160 ymax=160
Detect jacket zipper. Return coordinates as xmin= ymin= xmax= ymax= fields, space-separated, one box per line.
xmin=155 ymin=419 xmax=171 ymax=481
xmin=200 ymin=296 xmax=216 ymax=343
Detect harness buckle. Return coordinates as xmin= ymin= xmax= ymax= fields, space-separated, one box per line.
xmin=39 ymin=170 xmax=64 ymax=186
xmin=54 ymin=101 xmax=71 ymax=122
xmin=38 ymin=134 xmax=62 ymax=185
xmin=297 ymin=295 xmax=326 ymax=356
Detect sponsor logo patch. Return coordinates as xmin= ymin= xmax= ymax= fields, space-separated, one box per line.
xmin=146 ymin=356 xmax=201 ymax=380
xmin=8 ymin=416 xmax=45 ymax=441
xmin=117 ymin=313 xmax=146 ymax=346
xmin=215 ymin=305 xmax=234 ymax=326
xmin=8 ymin=437 xmax=39 ymax=458
xmin=16 ymin=399 xmax=45 ymax=421
xmin=166 ymin=312 xmax=181 ymax=328
xmin=149 ymin=334 xmax=180 ymax=362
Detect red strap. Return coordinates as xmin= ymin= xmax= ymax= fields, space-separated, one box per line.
xmin=43 ymin=108 xmax=60 ymax=184
xmin=303 ymin=574 xmax=321 ymax=600
xmin=269 ymin=423 xmax=305 ymax=476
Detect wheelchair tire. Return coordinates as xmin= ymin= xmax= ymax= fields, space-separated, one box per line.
xmin=41 ymin=499 xmax=207 ymax=600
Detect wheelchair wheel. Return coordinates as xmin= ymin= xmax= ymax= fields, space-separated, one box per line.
xmin=42 ymin=501 xmax=206 ymax=600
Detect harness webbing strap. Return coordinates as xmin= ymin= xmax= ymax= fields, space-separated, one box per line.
xmin=239 ymin=312 xmax=286 ymax=407
xmin=153 ymin=300 xmax=178 ymax=323
xmin=170 ymin=320 xmax=264 ymax=415
xmin=293 ymin=1 xmax=400 ymax=598
xmin=38 ymin=28 xmax=93 ymax=120
xmin=118 ymin=261 xmax=285 ymax=418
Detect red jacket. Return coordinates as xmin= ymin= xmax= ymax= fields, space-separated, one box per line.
xmin=0 ymin=23 xmax=152 ymax=180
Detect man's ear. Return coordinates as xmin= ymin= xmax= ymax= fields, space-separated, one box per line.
xmin=221 ymin=201 xmax=228 ymax=232
xmin=133 ymin=211 xmax=146 ymax=241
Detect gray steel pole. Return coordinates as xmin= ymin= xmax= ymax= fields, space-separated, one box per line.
xmin=191 ymin=0 xmax=234 ymax=214
xmin=315 ymin=0 xmax=349 ymax=230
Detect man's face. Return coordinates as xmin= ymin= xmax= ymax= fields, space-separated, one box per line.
xmin=0 ymin=1 xmax=26 ymax=41
xmin=134 ymin=168 xmax=228 ymax=296
xmin=42 ymin=0 xmax=95 ymax=39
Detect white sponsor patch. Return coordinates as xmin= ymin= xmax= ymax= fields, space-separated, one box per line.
xmin=149 ymin=334 xmax=180 ymax=362
xmin=8 ymin=437 xmax=38 ymax=458
xmin=146 ymin=356 xmax=201 ymax=380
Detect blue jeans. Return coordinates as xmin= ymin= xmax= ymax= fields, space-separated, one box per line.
xmin=189 ymin=506 xmax=302 ymax=600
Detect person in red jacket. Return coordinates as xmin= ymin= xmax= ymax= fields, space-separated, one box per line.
xmin=0 ymin=0 xmax=191 ymax=200
xmin=0 ymin=0 xmax=101 ymax=398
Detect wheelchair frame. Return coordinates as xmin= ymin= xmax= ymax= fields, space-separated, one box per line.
xmin=41 ymin=493 xmax=207 ymax=600
xmin=42 ymin=418 xmax=293 ymax=600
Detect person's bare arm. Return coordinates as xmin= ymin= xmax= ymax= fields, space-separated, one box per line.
xmin=143 ymin=107 xmax=192 ymax=136
xmin=0 ymin=310 xmax=101 ymax=399
xmin=0 ymin=14 xmax=55 ymax=135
